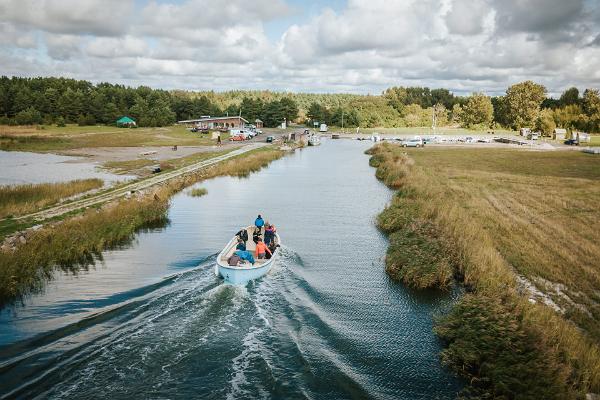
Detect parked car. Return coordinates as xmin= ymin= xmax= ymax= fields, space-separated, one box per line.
xmin=564 ymin=139 xmax=579 ymax=146
xmin=266 ymin=135 xmax=274 ymax=143
xmin=230 ymin=134 xmax=246 ymax=141
xmin=477 ymin=138 xmax=492 ymax=143
xmin=465 ymin=136 xmax=476 ymax=143
xmin=527 ymin=132 xmax=540 ymax=140
xmin=401 ymin=138 xmax=424 ymax=148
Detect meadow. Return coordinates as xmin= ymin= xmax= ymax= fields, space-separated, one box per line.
xmin=368 ymin=143 xmax=600 ymax=398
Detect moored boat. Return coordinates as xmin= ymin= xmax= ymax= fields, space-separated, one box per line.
xmin=308 ymin=134 xmax=321 ymax=146
xmin=215 ymin=226 xmax=281 ymax=284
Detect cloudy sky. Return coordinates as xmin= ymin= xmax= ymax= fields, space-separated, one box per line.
xmin=1 ymin=0 xmax=599 ymax=96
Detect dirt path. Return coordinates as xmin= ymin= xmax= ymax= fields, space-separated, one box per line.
xmin=15 ymin=143 xmax=265 ymax=223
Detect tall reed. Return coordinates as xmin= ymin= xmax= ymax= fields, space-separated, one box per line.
xmin=0 ymin=179 xmax=103 ymax=218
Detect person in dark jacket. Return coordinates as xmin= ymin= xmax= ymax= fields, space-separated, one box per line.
xmin=264 ymin=223 xmax=275 ymax=246
xmin=236 ymin=229 xmax=248 ymax=244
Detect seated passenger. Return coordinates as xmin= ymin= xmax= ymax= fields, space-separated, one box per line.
xmin=227 ymin=253 xmax=241 ymax=266
xmin=234 ymin=250 xmax=255 ymax=264
xmin=253 ymin=229 xmax=262 ymax=244
xmin=255 ymin=239 xmax=272 ymax=260
xmin=235 ymin=238 xmax=246 ymax=251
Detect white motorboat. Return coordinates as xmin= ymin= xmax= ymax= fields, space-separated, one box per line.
xmin=308 ymin=134 xmax=321 ymax=146
xmin=215 ymin=226 xmax=281 ymax=284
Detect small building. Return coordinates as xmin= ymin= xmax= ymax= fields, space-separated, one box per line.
xmin=574 ymin=132 xmax=591 ymax=143
xmin=254 ymin=119 xmax=263 ymax=129
xmin=553 ymin=128 xmax=567 ymax=141
xmin=519 ymin=128 xmax=531 ymax=136
xmin=178 ymin=116 xmax=248 ymax=130
xmin=116 ymin=116 xmax=136 ymax=127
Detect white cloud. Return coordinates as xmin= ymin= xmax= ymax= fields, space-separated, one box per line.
xmin=0 ymin=0 xmax=599 ymax=95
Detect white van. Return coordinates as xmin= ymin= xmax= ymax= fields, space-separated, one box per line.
xmin=320 ymin=124 xmax=328 ymax=132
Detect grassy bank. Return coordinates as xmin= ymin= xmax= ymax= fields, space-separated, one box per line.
xmin=0 ymin=146 xmax=284 ymax=307
xmin=189 ymin=188 xmax=208 ymax=197
xmin=0 ymin=179 xmax=103 ymax=219
xmin=368 ymin=143 xmax=600 ymax=398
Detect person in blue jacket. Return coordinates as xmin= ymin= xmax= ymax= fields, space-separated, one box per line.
xmin=254 ymin=214 xmax=265 ymax=230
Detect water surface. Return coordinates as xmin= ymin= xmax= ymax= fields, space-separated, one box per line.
xmin=0 ymin=150 xmax=131 ymax=185
xmin=0 ymin=140 xmax=462 ymax=399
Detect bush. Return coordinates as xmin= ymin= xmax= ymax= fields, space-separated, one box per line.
xmin=77 ymin=114 xmax=96 ymax=126
xmin=55 ymin=116 xmax=66 ymax=127
xmin=15 ymin=107 xmax=42 ymax=125
xmin=435 ymin=294 xmax=575 ymax=399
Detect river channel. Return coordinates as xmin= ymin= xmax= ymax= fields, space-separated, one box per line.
xmin=0 ymin=139 xmax=462 ymax=399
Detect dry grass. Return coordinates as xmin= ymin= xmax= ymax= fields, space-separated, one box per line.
xmin=0 ymin=179 xmax=103 ymax=219
xmin=369 ymin=143 xmax=600 ymax=396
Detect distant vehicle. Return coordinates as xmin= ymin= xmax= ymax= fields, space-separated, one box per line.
xmin=465 ymin=136 xmax=476 ymax=143
xmin=266 ymin=135 xmax=274 ymax=143
xmin=527 ymin=132 xmax=540 ymax=140
xmin=304 ymin=129 xmax=310 ymax=134
xmin=477 ymin=138 xmax=492 ymax=143
xmin=520 ymin=128 xmax=532 ymax=136
xmin=230 ymin=129 xmax=253 ymax=139
xmin=564 ymin=139 xmax=579 ymax=146
xmin=320 ymin=124 xmax=328 ymax=132
xmin=230 ymin=134 xmax=246 ymax=141
xmin=401 ymin=138 xmax=424 ymax=148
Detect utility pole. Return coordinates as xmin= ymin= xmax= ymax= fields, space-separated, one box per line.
xmin=341 ymin=110 xmax=344 ymax=132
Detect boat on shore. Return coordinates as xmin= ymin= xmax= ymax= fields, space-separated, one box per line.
xmin=215 ymin=226 xmax=281 ymax=284
xmin=308 ymin=134 xmax=321 ymax=146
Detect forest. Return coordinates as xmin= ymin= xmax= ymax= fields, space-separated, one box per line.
xmin=1 ymin=76 xmax=599 ymax=133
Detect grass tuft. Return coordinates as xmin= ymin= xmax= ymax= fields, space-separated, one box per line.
xmin=189 ymin=188 xmax=208 ymax=197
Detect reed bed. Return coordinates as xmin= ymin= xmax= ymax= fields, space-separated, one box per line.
xmin=0 ymin=179 xmax=103 ymax=218
xmin=368 ymin=143 xmax=600 ymax=398
xmin=0 ymin=146 xmax=284 ymax=307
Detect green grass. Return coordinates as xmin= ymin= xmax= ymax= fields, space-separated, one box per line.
xmin=189 ymin=188 xmax=208 ymax=197
xmin=0 ymin=179 xmax=103 ymax=219
xmin=0 ymin=124 xmax=229 ymax=152
xmin=368 ymin=143 xmax=600 ymax=397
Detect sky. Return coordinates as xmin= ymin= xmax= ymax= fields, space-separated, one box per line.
xmin=1 ymin=0 xmax=599 ymax=96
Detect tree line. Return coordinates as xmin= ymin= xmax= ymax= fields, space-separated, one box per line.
xmin=1 ymin=76 xmax=599 ymax=133
xmin=0 ymin=77 xmax=299 ymax=128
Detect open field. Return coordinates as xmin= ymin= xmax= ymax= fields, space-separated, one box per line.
xmin=0 ymin=124 xmax=228 ymax=152
xmin=0 ymin=179 xmax=103 ymax=219
xmin=368 ymin=143 xmax=600 ymax=398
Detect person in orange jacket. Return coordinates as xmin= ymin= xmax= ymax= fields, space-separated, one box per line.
xmin=255 ymin=239 xmax=272 ymax=259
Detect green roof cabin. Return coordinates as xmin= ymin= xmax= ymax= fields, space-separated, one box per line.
xmin=116 ymin=116 xmax=136 ymax=127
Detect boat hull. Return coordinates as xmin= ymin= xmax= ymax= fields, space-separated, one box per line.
xmin=217 ymin=256 xmax=276 ymax=284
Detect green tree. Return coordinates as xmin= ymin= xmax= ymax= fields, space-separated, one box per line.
xmin=582 ymin=89 xmax=600 ymax=132
xmin=535 ymin=109 xmax=556 ymax=136
xmin=460 ymin=93 xmax=494 ymax=128
xmin=278 ymin=97 xmax=298 ymax=126
xmin=15 ymin=106 xmax=42 ymax=125
xmin=559 ymin=87 xmax=580 ymax=107
xmin=505 ymin=81 xmax=547 ymax=129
